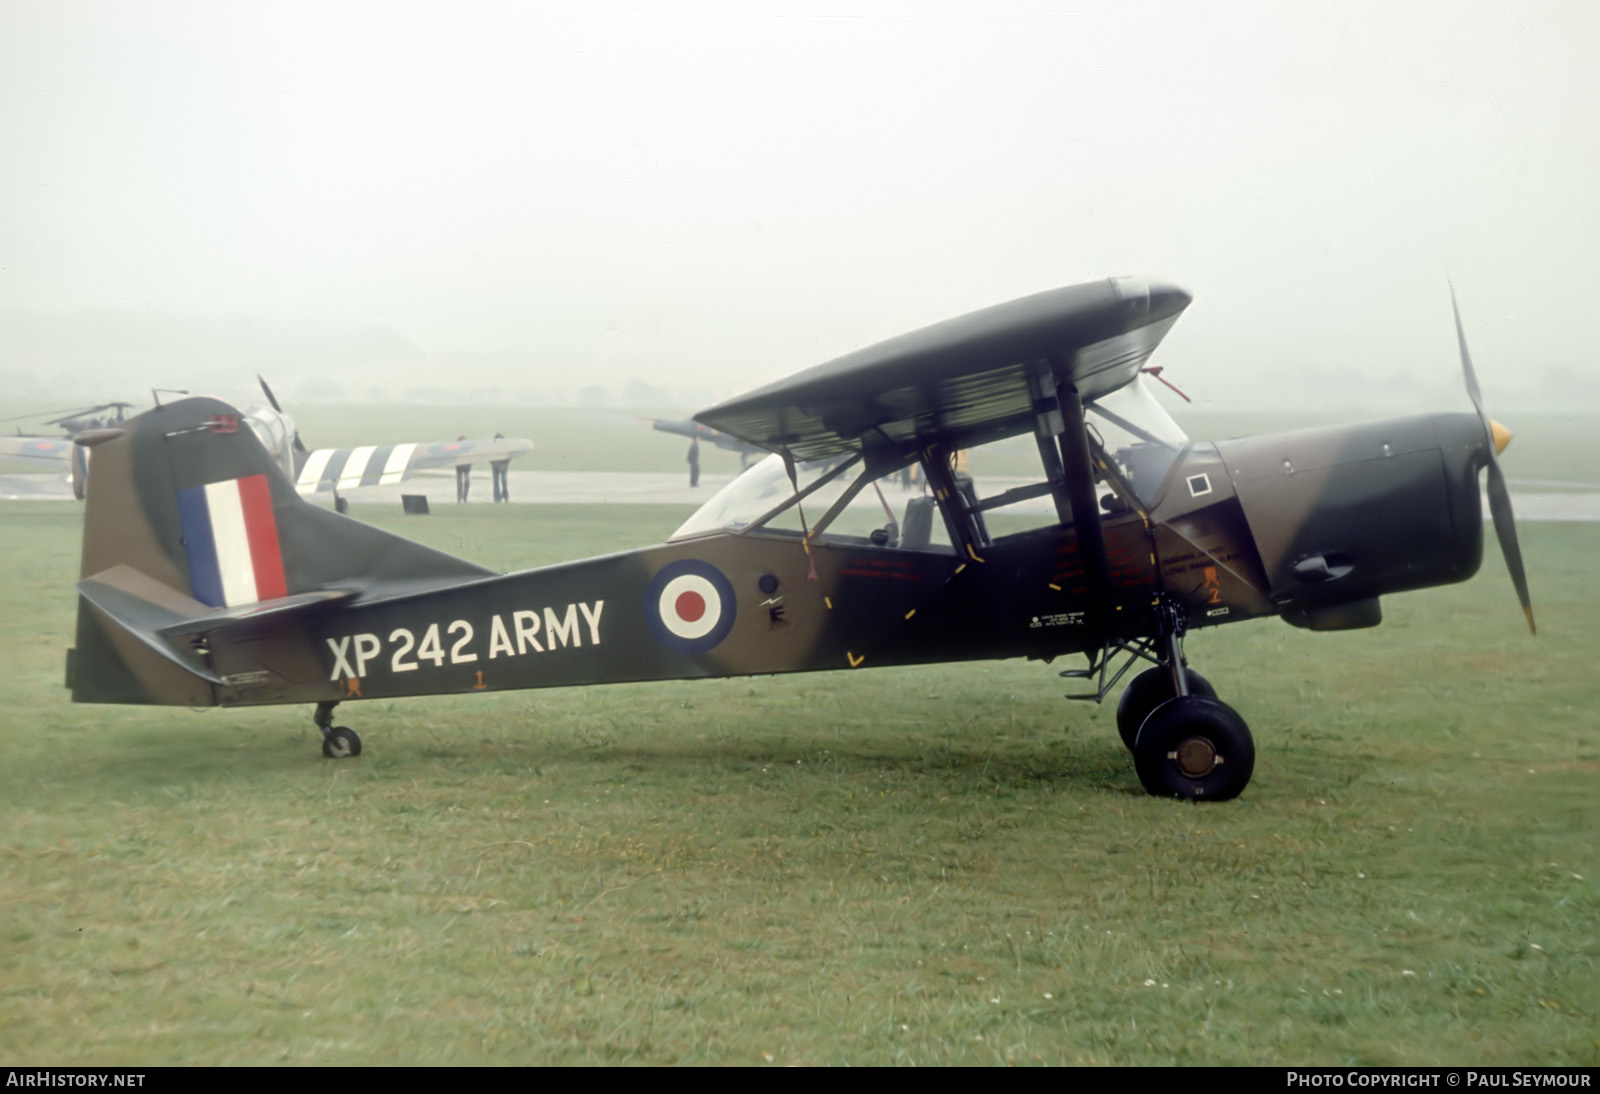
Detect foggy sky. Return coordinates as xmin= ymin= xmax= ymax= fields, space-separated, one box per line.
xmin=3 ymin=1 xmax=1597 ymax=413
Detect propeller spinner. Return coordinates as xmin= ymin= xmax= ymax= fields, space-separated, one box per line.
xmin=1450 ymin=286 xmax=1536 ymax=635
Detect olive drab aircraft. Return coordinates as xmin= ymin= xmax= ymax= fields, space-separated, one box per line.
xmin=62 ymin=277 xmax=1533 ymax=800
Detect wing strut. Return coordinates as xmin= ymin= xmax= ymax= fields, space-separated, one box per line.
xmin=1026 ymin=363 xmax=1074 ymax=526
xmin=1057 ymin=382 xmax=1113 ymax=642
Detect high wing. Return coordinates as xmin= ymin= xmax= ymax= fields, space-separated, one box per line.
xmin=694 ymin=277 xmax=1191 ymax=464
xmin=291 ymin=437 xmax=534 ymax=495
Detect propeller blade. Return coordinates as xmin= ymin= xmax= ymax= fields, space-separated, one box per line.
xmin=1451 ymin=285 xmax=1535 ymax=635
xmin=1484 ymin=458 xmax=1536 ymax=634
xmin=257 ymin=374 xmax=285 ymax=413
xmin=1450 ymin=284 xmax=1485 ymax=418
xmin=255 ymin=375 xmax=307 ymax=453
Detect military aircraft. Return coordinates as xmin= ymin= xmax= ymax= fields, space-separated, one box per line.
xmin=1 ymin=402 xmax=135 ymax=498
xmin=61 ymin=277 xmax=1532 ymax=800
xmin=3 ymin=380 xmax=533 ymax=504
xmin=650 ymin=418 xmax=766 ymax=468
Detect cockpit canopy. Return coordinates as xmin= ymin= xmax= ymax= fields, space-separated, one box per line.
xmin=671 ymin=375 xmax=1190 ymax=549
xmin=243 ymin=405 xmax=297 ymax=483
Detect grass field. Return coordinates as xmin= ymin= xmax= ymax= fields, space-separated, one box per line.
xmin=1 ymin=498 xmax=1596 ymax=1066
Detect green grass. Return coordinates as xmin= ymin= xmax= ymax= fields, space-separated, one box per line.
xmin=0 ymin=502 xmax=1596 ymax=1065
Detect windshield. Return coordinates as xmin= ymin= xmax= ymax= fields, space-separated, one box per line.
xmin=1085 ymin=376 xmax=1189 ymax=505
xmin=671 ymin=451 xmax=924 ymax=546
xmin=672 ymin=453 xmax=860 ymax=540
xmin=243 ymin=406 xmax=296 ymax=482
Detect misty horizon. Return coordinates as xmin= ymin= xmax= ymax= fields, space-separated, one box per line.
xmin=4 ymin=2 xmax=1597 ymax=418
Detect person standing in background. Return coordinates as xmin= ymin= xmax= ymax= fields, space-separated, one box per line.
xmin=491 ymin=432 xmax=511 ymax=502
xmin=455 ymin=436 xmax=472 ymax=503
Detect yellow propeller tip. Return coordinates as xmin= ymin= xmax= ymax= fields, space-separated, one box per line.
xmin=1490 ymin=419 xmax=1513 ymax=457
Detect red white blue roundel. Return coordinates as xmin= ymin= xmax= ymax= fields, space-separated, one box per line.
xmin=646 ymin=560 xmax=737 ymax=654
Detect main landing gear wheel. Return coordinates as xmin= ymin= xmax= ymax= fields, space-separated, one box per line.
xmin=1116 ymin=666 xmax=1217 ymax=750
xmin=1132 ymin=695 xmax=1254 ymax=801
xmin=321 ymin=726 xmax=362 ymax=759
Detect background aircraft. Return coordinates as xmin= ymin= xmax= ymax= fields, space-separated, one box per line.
xmin=2 ymin=380 xmax=532 ymax=503
xmin=649 ymin=417 xmax=766 ymax=468
xmin=246 ymin=378 xmax=533 ymax=502
xmin=59 ymin=277 xmax=1529 ymax=801
xmin=1 ymin=402 xmax=136 ymax=498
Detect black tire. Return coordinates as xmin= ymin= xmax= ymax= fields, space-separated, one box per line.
xmin=1116 ymin=667 xmax=1217 ymax=750
xmin=322 ymin=726 xmax=362 ymax=759
xmin=1132 ymin=695 xmax=1254 ymax=801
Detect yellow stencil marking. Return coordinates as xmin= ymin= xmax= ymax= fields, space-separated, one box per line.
xmin=847 ymin=652 xmax=865 ymax=667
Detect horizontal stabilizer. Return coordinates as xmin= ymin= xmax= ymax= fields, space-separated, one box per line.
xmin=75 ymin=565 xmax=228 ymax=687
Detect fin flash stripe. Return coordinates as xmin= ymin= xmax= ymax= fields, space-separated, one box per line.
xmin=177 ymin=474 xmax=287 ymax=607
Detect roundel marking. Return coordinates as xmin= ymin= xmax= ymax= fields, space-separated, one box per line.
xmin=646 ymin=560 xmax=737 ymax=653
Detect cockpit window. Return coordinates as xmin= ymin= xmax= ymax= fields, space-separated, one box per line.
xmin=671 ymin=453 xmax=950 ymax=551
xmin=670 ymin=376 xmax=1188 ymax=546
xmin=1085 ymin=376 xmax=1189 ymax=506
xmin=671 ymin=454 xmax=860 ymax=540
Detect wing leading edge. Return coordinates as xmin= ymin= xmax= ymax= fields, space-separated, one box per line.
xmin=694 ymin=277 xmax=1191 ymax=463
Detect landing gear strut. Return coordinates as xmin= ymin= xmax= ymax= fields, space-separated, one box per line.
xmin=313 ymin=701 xmax=362 ymax=759
xmin=1116 ymin=666 xmax=1217 ymax=749
xmin=1121 ymin=598 xmax=1255 ymax=800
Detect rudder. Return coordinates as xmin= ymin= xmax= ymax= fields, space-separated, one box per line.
xmin=68 ymin=397 xmax=492 ymax=706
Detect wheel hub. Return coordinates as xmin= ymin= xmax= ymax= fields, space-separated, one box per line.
xmin=1173 ymin=736 xmax=1218 ymax=778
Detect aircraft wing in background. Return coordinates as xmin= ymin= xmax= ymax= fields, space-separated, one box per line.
xmin=0 ymin=436 xmax=74 ymax=466
xmin=650 ymin=419 xmax=765 ymax=466
xmin=292 ymin=437 xmax=534 ymax=495
xmin=0 ymin=435 xmax=91 ymax=498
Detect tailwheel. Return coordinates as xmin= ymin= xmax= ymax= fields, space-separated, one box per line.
xmin=321 ymin=726 xmax=362 ymax=759
xmin=1116 ymin=666 xmax=1217 ymax=750
xmin=1132 ymin=696 xmax=1254 ymax=801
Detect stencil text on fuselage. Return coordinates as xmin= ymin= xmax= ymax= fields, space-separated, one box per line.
xmin=326 ymin=602 xmax=604 ymax=680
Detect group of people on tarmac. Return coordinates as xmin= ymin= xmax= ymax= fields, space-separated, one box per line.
xmin=455 ymin=433 xmax=513 ymax=503
xmin=449 ymin=429 xmax=706 ymax=505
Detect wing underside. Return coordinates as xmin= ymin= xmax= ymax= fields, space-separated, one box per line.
xmin=694 ymin=277 xmax=1190 ymax=463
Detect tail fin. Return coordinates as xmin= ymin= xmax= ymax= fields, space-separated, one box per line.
xmin=67 ymin=397 xmax=492 ymax=705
